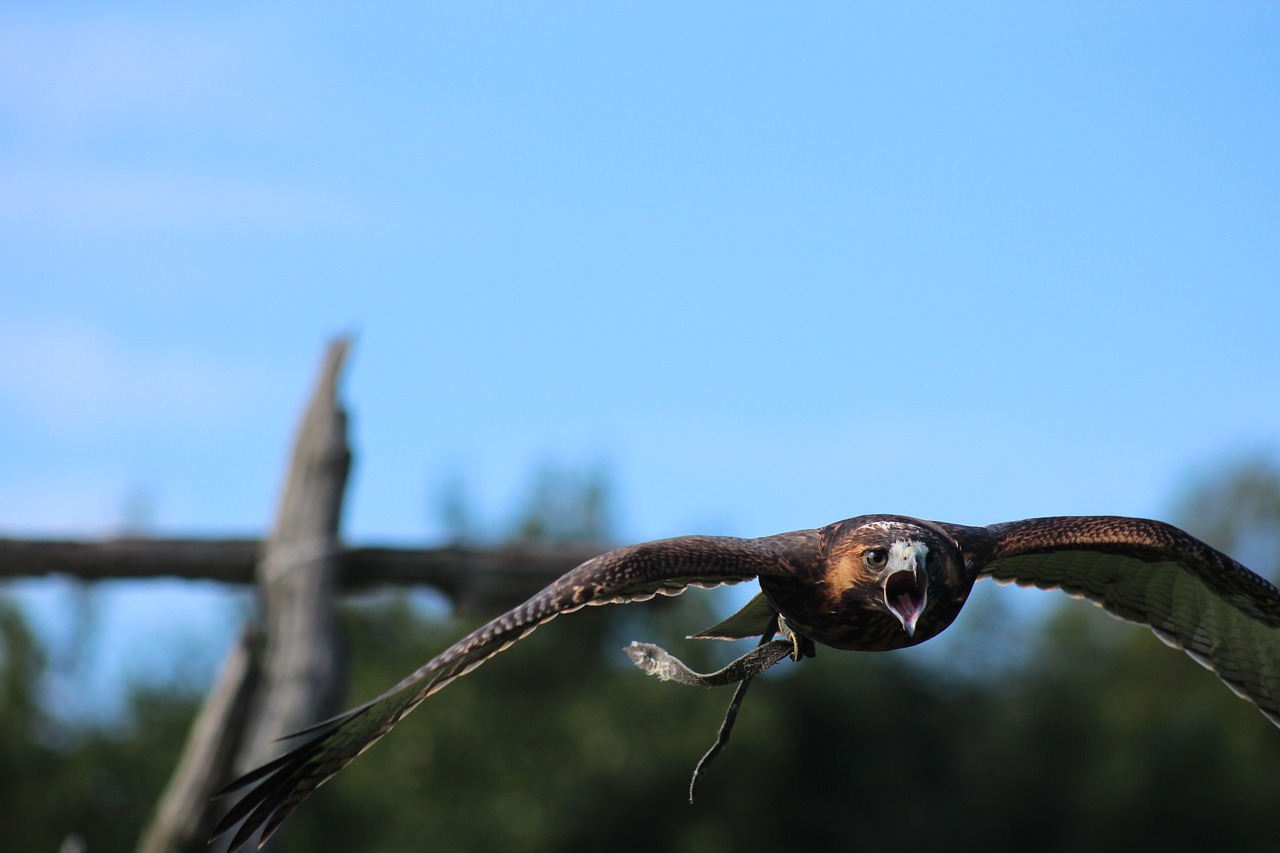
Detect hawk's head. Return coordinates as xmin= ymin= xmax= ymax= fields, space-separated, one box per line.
xmin=765 ymin=515 xmax=970 ymax=652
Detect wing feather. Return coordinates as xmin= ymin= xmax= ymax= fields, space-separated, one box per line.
xmin=212 ymin=531 xmax=814 ymax=850
xmin=689 ymin=591 xmax=779 ymax=641
xmin=974 ymin=516 xmax=1280 ymax=726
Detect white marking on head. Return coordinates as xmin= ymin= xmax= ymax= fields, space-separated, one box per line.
xmin=861 ymin=521 xmax=905 ymax=533
xmin=887 ymin=540 xmax=926 ymax=565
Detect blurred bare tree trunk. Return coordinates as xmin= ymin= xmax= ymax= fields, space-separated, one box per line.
xmin=138 ymin=338 xmax=352 ymax=853
xmin=135 ymin=628 xmax=262 ymax=853
xmin=233 ymin=338 xmax=351 ymax=774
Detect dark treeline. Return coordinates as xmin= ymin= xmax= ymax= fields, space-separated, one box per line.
xmin=4 ymin=457 xmax=1279 ymax=853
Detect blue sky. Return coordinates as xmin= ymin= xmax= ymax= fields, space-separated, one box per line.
xmin=2 ymin=3 xmax=1278 ymax=713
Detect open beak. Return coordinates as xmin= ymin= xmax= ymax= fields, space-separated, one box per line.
xmin=883 ymin=545 xmax=929 ymax=637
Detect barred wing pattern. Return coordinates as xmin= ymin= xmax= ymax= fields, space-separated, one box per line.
xmin=962 ymin=516 xmax=1280 ymax=726
xmin=212 ymin=533 xmax=814 ymax=851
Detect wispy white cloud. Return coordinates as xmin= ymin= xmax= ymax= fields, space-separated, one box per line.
xmin=0 ymin=162 xmax=359 ymax=231
xmin=0 ymin=473 xmax=126 ymax=535
xmin=0 ymin=8 xmax=365 ymax=232
xmin=0 ymin=316 xmax=265 ymax=430
xmin=0 ymin=9 xmax=275 ymax=141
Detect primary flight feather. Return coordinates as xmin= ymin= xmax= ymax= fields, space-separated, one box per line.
xmin=212 ymin=514 xmax=1280 ymax=850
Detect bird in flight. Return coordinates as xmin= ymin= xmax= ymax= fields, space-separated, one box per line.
xmin=212 ymin=514 xmax=1280 ymax=850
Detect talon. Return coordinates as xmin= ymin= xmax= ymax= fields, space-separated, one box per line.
xmin=777 ymin=616 xmax=815 ymax=661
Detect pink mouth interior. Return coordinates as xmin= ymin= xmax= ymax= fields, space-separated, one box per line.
xmin=885 ymin=570 xmax=926 ymax=622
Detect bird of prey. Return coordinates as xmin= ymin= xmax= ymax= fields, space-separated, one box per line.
xmin=212 ymin=514 xmax=1280 ymax=850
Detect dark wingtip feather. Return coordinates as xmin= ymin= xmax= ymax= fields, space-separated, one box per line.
xmin=209 ymin=727 xmax=338 ymax=849
xmin=211 ymin=728 xmax=327 ymax=801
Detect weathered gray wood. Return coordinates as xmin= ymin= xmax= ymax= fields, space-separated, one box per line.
xmin=0 ymin=537 xmax=261 ymax=580
xmin=136 ymin=627 xmax=262 ymax=853
xmin=0 ymin=538 xmax=601 ymax=612
xmin=235 ymin=337 xmax=352 ymax=781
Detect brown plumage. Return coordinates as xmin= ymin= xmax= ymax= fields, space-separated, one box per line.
xmin=212 ymin=514 xmax=1280 ymax=850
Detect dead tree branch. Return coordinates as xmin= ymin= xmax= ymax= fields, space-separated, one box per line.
xmin=0 ymin=539 xmax=602 ymax=613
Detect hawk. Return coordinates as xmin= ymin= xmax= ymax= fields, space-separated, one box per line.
xmin=212 ymin=514 xmax=1280 ymax=850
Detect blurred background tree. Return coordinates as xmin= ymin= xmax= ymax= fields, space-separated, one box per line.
xmin=3 ymin=456 xmax=1279 ymax=852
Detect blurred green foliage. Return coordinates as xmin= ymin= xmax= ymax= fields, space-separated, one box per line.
xmin=3 ymin=458 xmax=1280 ymax=852
xmin=0 ymin=598 xmax=201 ymax=851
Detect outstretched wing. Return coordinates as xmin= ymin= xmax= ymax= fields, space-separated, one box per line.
xmin=957 ymin=516 xmax=1280 ymax=726
xmin=212 ymin=530 xmax=817 ymax=851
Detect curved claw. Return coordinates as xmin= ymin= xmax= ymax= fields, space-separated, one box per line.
xmin=777 ymin=615 xmax=816 ymax=661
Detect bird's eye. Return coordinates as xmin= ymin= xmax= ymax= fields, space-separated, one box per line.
xmin=864 ymin=548 xmax=888 ymax=569
xmin=926 ymin=550 xmax=940 ymax=567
